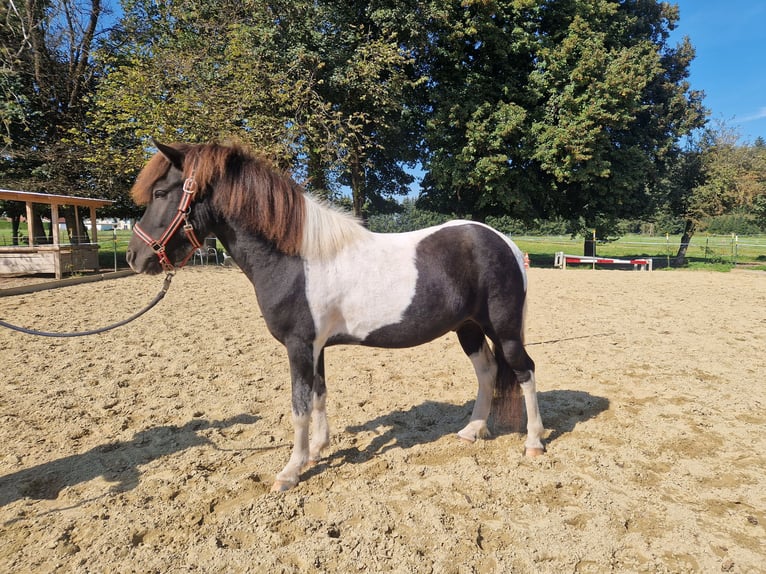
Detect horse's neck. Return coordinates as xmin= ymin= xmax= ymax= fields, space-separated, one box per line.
xmin=214 ymin=220 xmax=284 ymax=270
xmin=212 ymin=220 xmax=302 ymax=304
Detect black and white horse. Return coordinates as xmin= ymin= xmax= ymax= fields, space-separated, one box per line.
xmin=127 ymin=141 xmax=545 ymax=491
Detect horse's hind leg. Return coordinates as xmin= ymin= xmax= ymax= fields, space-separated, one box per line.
xmin=520 ymin=371 xmax=545 ymax=456
xmin=456 ymin=323 xmax=495 ymax=442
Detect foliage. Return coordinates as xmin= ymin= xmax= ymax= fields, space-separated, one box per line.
xmin=703 ymin=212 xmax=763 ymax=236
xmin=0 ymin=0 xmax=105 ymax=192
xmin=667 ymin=122 xmax=766 ymax=263
xmin=83 ymin=0 xmax=423 ymax=216
xmin=367 ymin=198 xmax=454 ymax=232
xmin=3 ymin=0 xmax=764 ymax=242
xmin=418 ymin=0 xmax=705 ymax=232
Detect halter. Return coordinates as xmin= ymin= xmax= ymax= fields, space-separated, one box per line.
xmin=132 ymin=173 xmax=204 ymax=272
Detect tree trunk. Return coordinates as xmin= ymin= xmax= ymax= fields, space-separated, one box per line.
xmin=673 ymin=219 xmax=695 ymax=267
xmin=63 ymin=206 xmax=90 ymax=244
xmin=350 ymin=147 xmax=365 ymax=221
xmin=11 ymin=215 xmax=21 ymax=246
xmin=306 ymin=148 xmax=330 ymax=200
xmin=29 ymin=211 xmax=50 ymax=244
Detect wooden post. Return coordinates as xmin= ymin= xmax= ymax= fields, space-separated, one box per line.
xmin=51 ymin=202 xmax=62 ymax=278
xmin=89 ymin=206 xmax=98 ymax=245
xmin=74 ymin=206 xmax=81 ymax=244
xmin=25 ymin=202 xmax=34 ymax=246
xmin=50 ymin=203 xmax=60 ymax=246
xmin=90 ymin=205 xmax=99 ymax=272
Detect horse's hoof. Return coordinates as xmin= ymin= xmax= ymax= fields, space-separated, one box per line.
xmin=457 ymin=431 xmax=477 ymax=443
xmin=525 ymin=447 xmax=545 ymax=457
xmin=270 ymin=480 xmax=295 ymax=492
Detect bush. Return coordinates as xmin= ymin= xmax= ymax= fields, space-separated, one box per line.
xmin=703 ymin=213 xmax=762 ymax=235
xmin=484 ymin=215 xmax=526 ymax=235
xmin=367 ymin=200 xmax=454 ymax=232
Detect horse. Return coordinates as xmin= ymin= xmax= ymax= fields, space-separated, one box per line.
xmin=126 ymin=141 xmax=545 ymax=491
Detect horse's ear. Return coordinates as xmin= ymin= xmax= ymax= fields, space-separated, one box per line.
xmin=152 ymin=139 xmax=185 ymax=171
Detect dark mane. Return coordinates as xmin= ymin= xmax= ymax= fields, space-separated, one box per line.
xmin=132 ymin=142 xmax=306 ymax=256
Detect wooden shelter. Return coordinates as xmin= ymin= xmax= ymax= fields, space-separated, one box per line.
xmin=0 ymin=189 xmax=113 ymax=279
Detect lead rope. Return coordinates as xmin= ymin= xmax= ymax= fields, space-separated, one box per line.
xmin=0 ymin=273 xmax=174 ymax=338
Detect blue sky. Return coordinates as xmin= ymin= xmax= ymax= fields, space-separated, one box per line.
xmin=670 ymin=1 xmax=766 ymax=143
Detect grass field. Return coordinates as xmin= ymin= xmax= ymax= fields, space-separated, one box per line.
xmin=2 ymin=221 xmax=765 ymax=272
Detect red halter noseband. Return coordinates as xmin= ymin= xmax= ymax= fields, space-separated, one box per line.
xmin=133 ymin=174 xmax=204 ymax=272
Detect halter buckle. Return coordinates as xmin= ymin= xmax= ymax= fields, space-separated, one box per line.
xmin=183 ymin=177 xmax=198 ymax=195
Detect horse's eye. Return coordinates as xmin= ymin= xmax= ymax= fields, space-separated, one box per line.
xmin=153 ymin=188 xmax=169 ymax=200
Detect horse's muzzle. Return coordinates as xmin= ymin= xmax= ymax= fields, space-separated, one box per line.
xmin=126 ymin=248 xmax=163 ymax=275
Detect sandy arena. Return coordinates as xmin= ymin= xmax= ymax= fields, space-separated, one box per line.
xmin=0 ymin=266 xmax=764 ymax=573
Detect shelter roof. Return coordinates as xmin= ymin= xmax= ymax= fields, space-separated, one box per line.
xmin=0 ymin=189 xmax=112 ymax=209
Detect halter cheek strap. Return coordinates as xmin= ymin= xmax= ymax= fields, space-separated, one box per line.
xmin=133 ymin=174 xmax=204 ymax=272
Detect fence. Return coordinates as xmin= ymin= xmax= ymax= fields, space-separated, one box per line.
xmin=3 ymin=228 xmax=765 ymax=272
xmin=0 ymin=229 xmax=226 ymax=274
xmin=513 ymin=234 xmax=766 ymax=267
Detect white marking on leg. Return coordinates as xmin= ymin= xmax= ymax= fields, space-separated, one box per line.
xmin=458 ymin=341 xmax=496 ymax=442
xmin=274 ymin=412 xmax=310 ymax=489
xmin=520 ymin=373 xmax=545 ymax=453
xmin=310 ymin=392 xmax=330 ymax=462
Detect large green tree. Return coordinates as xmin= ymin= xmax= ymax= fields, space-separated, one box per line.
xmin=1 ymin=0 xmax=104 ymax=189
xmin=1 ymin=0 xmax=106 ymax=239
xmin=298 ymin=0 xmax=425 ymax=216
xmin=86 ymin=0 xmax=423 ymax=217
xmin=5 ymin=0 xmax=711 ymax=232
xmin=418 ymin=0 xmax=706 ymax=231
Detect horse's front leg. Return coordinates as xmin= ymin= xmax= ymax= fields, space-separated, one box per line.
xmin=272 ymin=341 xmax=315 ymax=492
xmin=309 ymin=348 xmax=330 ymax=463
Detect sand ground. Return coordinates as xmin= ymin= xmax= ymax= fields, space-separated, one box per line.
xmin=0 ymin=266 xmax=764 ymax=573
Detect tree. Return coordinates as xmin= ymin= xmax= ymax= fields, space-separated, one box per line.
xmin=1 ymin=0 xmax=104 ymax=187
xmin=417 ymin=0 xmax=540 ymax=220
xmin=297 ymin=0 xmax=424 ymax=217
xmin=670 ymin=123 xmax=766 ymax=265
xmin=82 ymin=0 xmax=307 ymax=196
xmin=85 ymin=0 xmax=424 ymax=218
xmin=1 ymin=0 xmax=107 ymax=237
xmin=417 ymin=0 xmax=706 ymax=231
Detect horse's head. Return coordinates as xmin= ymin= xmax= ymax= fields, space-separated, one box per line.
xmin=127 ymin=141 xmax=211 ymax=274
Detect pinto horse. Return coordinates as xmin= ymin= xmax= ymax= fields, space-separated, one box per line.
xmin=127 ymin=141 xmax=545 ymax=491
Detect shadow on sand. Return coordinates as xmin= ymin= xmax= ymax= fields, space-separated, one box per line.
xmin=302 ymin=389 xmax=609 ymax=481
xmin=2 ymin=390 xmax=610 ymax=503
xmin=0 ymin=414 xmax=259 ymax=508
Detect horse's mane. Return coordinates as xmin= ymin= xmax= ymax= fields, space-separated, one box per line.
xmin=132 ymin=142 xmax=369 ymax=259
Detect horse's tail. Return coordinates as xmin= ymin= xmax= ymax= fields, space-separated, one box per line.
xmin=491 ymin=345 xmax=525 ymax=433
xmin=490 ymin=297 xmax=528 ymax=434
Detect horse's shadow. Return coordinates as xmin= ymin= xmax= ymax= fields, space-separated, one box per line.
xmin=0 ymin=414 xmax=259 ymax=509
xmin=308 ymin=389 xmax=609 ymax=476
xmin=537 ymin=389 xmax=610 ymax=443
